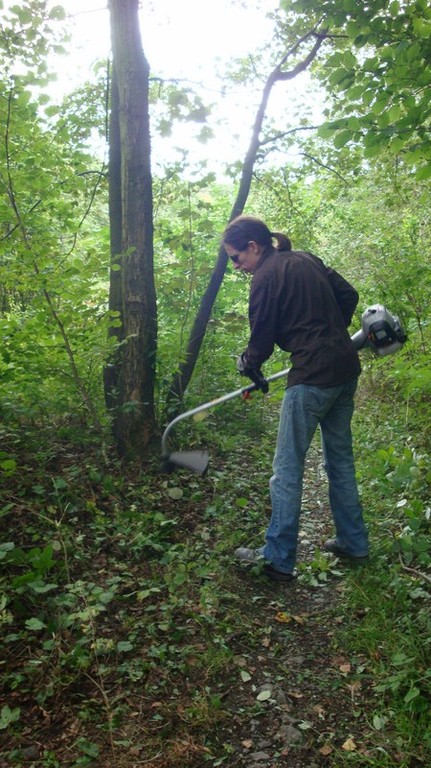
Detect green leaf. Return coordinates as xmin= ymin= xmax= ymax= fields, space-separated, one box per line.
xmin=117 ymin=640 xmax=134 ymax=653
xmin=0 ymin=542 xmax=15 ymax=560
xmin=76 ymin=738 xmax=100 ymax=758
xmin=0 ymin=705 xmax=20 ymax=730
xmin=49 ymin=5 xmax=66 ymax=20
xmin=404 ymin=686 xmax=420 ymax=703
xmin=235 ymin=497 xmax=249 ymax=508
xmin=364 ymin=144 xmax=383 ymax=158
xmin=167 ymin=487 xmax=183 ymax=500
xmin=387 ymin=104 xmax=402 ymax=123
xmin=389 ymin=136 xmax=408 ymax=154
xmin=371 ymin=96 xmax=390 ymax=115
xmin=373 ymin=714 xmax=387 ymax=730
xmin=256 ymin=689 xmax=271 ymax=701
xmin=0 ymin=458 xmax=17 ymax=472
xmin=317 ymin=124 xmax=337 ymax=139
xmin=25 ymin=618 xmax=46 ymax=631
xmin=347 ymin=116 xmax=361 ymax=131
xmin=413 ymin=18 xmax=431 ymax=37
xmin=333 ymin=130 xmax=353 ymax=149
xmin=11 ymin=5 xmax=33 ymax=24
xmin=415 ymin=163 xmax=431 ymax=180
xmin=28 ymin=580 xmax=58 ymax=594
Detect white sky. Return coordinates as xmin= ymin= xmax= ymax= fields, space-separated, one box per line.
xmin=63 ymin=0 xmax=275 ymax=83
xmin=48 ymin=1 xmax=320 ymax=176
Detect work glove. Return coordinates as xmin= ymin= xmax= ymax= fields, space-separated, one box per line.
xmin=236 ymin=353 xmax=269 ymax=393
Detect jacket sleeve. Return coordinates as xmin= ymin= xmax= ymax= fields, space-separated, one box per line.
xmin=326 ymin=267 xmax=359 ymax=326
xmin=242 ymin=273 xmax=277 ymax=369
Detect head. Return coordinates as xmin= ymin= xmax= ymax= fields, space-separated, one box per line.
xmin=222 ymin=215 xmax=291 ymax=274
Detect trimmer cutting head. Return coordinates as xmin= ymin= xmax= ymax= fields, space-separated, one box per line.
xmin=161 ymin=450 xmax=209 ymax=475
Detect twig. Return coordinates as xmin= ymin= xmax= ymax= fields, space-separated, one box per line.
xmin=397 ymin=552 xmax=431 ymax=586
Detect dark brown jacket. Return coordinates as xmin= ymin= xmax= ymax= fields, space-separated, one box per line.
xmin=244 ymin=248 xmax=361 ymax=387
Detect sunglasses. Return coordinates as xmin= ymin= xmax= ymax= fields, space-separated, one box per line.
xmin=229 ymin=253 xmax=240 ymax=264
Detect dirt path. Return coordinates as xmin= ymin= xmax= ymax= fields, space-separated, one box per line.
xmin=203 ymin=449 xmax=374 ymax=767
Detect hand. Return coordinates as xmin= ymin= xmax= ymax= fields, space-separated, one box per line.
xmin=236 ymin=353 xmax=269 ymax=393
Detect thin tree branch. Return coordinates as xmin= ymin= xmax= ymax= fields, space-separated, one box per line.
xmin=301 ymin=152 xmax=351 ymax=184
xmin=398 ymin=553 xmax=431 ymax=586
xmin=258 ymin=124 xmax=320 ymax=148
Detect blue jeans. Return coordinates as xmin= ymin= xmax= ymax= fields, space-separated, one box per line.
xmin=262 ymin=378 xmax=368 ymax=573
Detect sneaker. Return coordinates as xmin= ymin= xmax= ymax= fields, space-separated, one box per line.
xmin=235 ymin=548 xmax=295 ymax=583
xmin=263 ymin=564 xmax=296 ymax=583
xmin=324 ymin=538 xmax=369 ymax=564
xmin=234 ymin=547 xmax=264 ymax=564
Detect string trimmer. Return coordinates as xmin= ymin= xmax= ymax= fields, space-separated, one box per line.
xmin=161 ymin=304 xmax=407 ymax=475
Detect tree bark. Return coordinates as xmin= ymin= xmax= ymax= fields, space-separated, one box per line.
xmin=105 ymin=0 xmax=157 ymax=458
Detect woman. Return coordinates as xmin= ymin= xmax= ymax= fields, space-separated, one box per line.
xmin=222 ymin=215 xmax=369 ymax=582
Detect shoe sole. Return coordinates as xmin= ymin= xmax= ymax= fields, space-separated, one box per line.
xmin=263 ymin=564 xmax=296 ymax=583
xmin=325 ymin=549 xmax=369 ymax=565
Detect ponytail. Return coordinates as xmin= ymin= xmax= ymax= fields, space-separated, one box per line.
xmin=222 ymin=215 xmax=292 ymax=254
xmin=271 ymin=232 xmax=292 ymax=251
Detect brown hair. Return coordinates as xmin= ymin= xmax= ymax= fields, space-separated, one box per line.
xmin=222 ymin=215 xmax=291 ymax=252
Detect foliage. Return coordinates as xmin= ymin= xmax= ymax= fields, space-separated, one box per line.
xmin=0 ymin=0 xmax=68 ymax=86
xmin=285 ymin=0 xmax=431 ymax=178
xmin=331 ymin=395 xmax=431 ymax=765
xmin=0 ymin=3 xmax=113 ymax=432
xmin=1 ymin=380 xmax=430 ymax=766
xmin=1 ymin=2 xmax=431 ymax=766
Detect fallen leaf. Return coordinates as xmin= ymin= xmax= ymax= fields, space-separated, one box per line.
xmin=342 ymin=738 xmax=357 ymax=752
xmin=312 ymin=704 xmax=326 ymax=718
xmin=256 ymin=689 xmax=272 ymax=701
xmin=339 ymin=662 xmax=351 ymax=674
xmin=193 ymin=410 xmax=209 ymax=422
xmin=167 ymin=487 xmax=183 ymax=500
xmin=292 ymin=614 xmax=307 ymax=625
xmin=287 ymin=690 xmax=304 ymax=699
xmin=241 ymin=739 xmax=253 ymax=749
xmin=275 ymin=611 xmax=292 ymax=623
xmin=319 ymin=745 xmax=333 ymax=756
xmin=240 ymin=670 xmax=252 ymax=682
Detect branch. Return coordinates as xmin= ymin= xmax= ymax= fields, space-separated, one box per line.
xmin=398 ymin=553 xmax=431 ymax=586
xmin=301 ymin=152 xmax=351 ymax=184
xmin=258 ymin=124 xmax=320 ymax=147
xmin=274 ymin=27 xmax=328 ymax=82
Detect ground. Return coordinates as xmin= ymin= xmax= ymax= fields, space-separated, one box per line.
xmin=0 ymin=418 xmax=425 ymax=768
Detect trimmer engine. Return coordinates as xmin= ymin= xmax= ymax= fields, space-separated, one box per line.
xmin=351 ymin=304 xmax=407 ymax=357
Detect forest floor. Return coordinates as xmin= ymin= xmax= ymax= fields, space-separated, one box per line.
xmin=0 ymin=397 xmax=428 ymax=768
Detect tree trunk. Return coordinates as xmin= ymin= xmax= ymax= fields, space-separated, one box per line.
xmin=105 ymin=0 xmax=157 ymax=458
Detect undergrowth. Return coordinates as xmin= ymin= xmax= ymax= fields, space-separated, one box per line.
xmin=0 ymin=377 xmax=430 ymax=767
